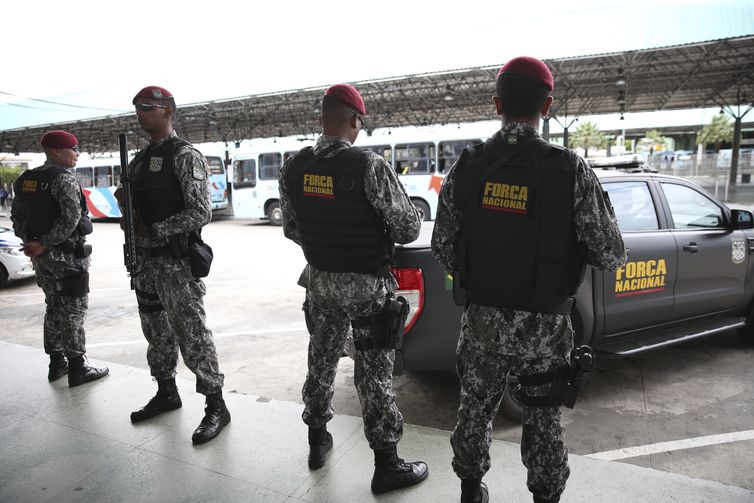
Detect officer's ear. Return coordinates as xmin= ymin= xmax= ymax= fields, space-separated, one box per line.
xmin=540 ymin=96 xmax=554 ymax=118
xmin=492 ymin=95 xmax=503 ymax=116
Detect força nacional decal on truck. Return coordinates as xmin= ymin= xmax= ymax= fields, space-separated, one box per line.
xmin=615 ymin=259 xmax=668 ymax=297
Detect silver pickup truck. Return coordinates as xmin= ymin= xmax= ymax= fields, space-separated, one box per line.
xmin=390 ymin=170 xmax=754 ymax=417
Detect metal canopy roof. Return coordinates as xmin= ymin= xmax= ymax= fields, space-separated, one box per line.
xmin=2 ymin=35 xmax=753 ymax=154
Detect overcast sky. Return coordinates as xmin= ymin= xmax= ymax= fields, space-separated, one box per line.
xmin=2 ymin=0 xmax=753 ymax=132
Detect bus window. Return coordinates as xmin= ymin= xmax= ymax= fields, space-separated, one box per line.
xmin=365 ymin=145 xmax=392 ymax=164
xmin=206 ymin=156 xmax=225 ymax=175
xmin=75 ymin=167 xmax=93 ymax=188
xmin=113 ymin=165 xmax=122 ymax=184
xmin=259 ymin=153 xmax=282 ymax=180
xmin=95 ymin=166 xmax=112 ymax=187
xmin=438 ymin=140 xmax=477 ymax=174
xmin=394 ymin=143 xmax=435 ymax=175
xmin=233 ymin=159 xmax=257 ymax=188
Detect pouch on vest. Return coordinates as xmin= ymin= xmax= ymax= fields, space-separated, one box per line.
xmin=78 ymin=216 xmax=93 ymax=236
xmin=188 ymin=231 xmax=213 ymax=278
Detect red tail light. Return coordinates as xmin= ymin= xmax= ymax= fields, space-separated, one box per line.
xmin=390 ymin=267 xmax=424 ymax=335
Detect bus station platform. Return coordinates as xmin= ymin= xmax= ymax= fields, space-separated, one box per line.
xmin=1 ymin=341 xmax=752 ymax=503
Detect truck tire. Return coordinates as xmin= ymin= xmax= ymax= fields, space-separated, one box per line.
xmin=0 ymin=264 xmax=8 ymax=288
xmin=412 ymin=199 xmax=431 ymax=221
xmin=267 ymin=202 xmax=282 ymax=226
xmin=737 ymin=319 xmax=754 ymax=344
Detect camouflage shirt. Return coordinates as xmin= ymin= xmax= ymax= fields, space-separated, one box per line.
xmin=127 ymin=131 xmax=211 ymax=248
xmin=11 ymin=161 xmax=86 ymax=251
xmin=432 ymin=122 xmax=626 ymax=275
xmin=279 ymin=135 xmax=421 ymax=303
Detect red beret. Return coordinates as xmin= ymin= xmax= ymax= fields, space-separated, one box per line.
xmin=497 ymin=57 xmax=554 ymax=92
xmin=40 ymin=130 xmax=78 ymax=149
xmin=132 ymin=85 xmax=174 ymax=104
xmin=324 ymin=84 xmax=366 ymax=115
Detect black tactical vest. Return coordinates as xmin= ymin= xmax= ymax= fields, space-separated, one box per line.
xmin=14 ymin=165 xmax=87 ymax=240
xmin=454 ymin=133 xmax=585 ymax=313
xmin=131 ymin=137 xmax=189 ymax=226
xmin=284 ymin=145 xmax=391 ymax=274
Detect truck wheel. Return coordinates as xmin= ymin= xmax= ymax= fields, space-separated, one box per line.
xmin=412 ymin=199 xmax=431 ymax=221
xmin=737 ymin=323 xmax=754 ymax=345
xmin=267 ymin=202 xmax=282 ymax=226
xmin=499 ymin=381 xmax=523 ymax=423
xmin=0 ymin=265 xmax=8 ymax=288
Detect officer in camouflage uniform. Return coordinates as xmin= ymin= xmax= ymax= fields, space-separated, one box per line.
xmin=11 ymin=130 xmax=109 ymax=386
xmin=122 ymin=86 xmax=229 ymax=445
xmin=279 ymin=84 xmax=429 ymax=494
xmin=431 ymin=58 xmax=626 ymax=503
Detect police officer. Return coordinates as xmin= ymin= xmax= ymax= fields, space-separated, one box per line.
xmin=11 ymin=130 xmax=109 ymax=386
xmin=431 ymin=57 xmax=626 ymax=503
xmin=279 ymin=84 xmax=429 ymax=493
xmin=123 ymin=86 xmax=229 ymax=445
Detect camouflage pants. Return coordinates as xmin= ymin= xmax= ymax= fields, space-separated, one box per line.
xmin=34 ymin=252 xmax=89 ymax=359
xmin=133 ymin=255 xmax=223 ymax=395
xmin=301 ymin=295 xmax=404 ymax=450
xmin=451 ymin=303 xmax=572 ymax=501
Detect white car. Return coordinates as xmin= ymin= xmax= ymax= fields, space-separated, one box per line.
xmin=0 ymin=226 xmax=35 ymax=287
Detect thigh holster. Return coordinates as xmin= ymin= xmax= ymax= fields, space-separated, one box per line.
xmin=136 ymin=288 xmax=164 ymax=313
xmin=58 ymin=272 xmax=89 ymax=297
xmin=514 ymin=345 xmax=594 ymax=409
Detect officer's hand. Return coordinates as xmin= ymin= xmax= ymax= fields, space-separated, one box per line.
xmin=21 ymin=240 xmax=45 ymax=257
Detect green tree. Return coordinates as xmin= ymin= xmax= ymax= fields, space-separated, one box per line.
xmin=697 ymin=114 xmax=733 ymax=152
xmin=638 ymin=130 xmax=669 ymax=154
xmin=570 ymin=120 xmax=606 ymax=158
xmin=0 ymin=164 xmax=24 ymax=188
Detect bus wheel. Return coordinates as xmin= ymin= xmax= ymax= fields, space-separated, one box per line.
xmin=412 ymin=199 xmax=431 ymax=221
xmin=267 ymin=202 xmax=283 ymax=226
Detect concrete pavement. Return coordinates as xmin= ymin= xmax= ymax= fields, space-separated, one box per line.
xmin=1 ymin=342 xmax=752 ymax=503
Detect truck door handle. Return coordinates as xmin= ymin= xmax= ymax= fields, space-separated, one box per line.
xmin=682 ymin=242 xmax=699 ymax=253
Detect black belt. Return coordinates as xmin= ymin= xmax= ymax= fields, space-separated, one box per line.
xmin=137 ymin=245 xmax=174 ymax=258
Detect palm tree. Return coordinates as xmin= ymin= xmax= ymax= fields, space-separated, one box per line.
xmin=570 ymin=121 xmax=606 ymax=158
xmin=638 ymin=130 xmax=669 ymax=155
xmin=697 ymin=115 xmax=733 ymax=152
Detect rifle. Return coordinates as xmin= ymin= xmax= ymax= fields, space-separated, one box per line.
xmin=119 ymin=133 xmax=137 ymax=289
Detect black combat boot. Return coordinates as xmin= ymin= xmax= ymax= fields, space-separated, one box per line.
xmin=48 ymin=351 xmax=68 ymax=382
xmin=308 ymin=426 xmax=333 ymax=469
xmin=67 ymin=356 xmax=109 ymax=387
xmin=192 ymin=391 xmax=231 ymax=445
xmin=130 ymin=378 xmax=182 ymax=423
xmin=370 ymin=445 xmax=429 ymax=494
xmin=461 ymin=479 xmax=489 ymax=503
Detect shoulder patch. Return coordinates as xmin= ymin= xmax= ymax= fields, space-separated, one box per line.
xmin=192 ymin=162 xmax=207 ymax=180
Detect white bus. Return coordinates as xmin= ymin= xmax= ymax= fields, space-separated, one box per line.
xmin=229 ymin=126 xmax=488 ymax=224
xmin=75 ymin=149 xmax=229 ymax=219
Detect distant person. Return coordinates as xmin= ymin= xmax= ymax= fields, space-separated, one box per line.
xmin=431 ymin=57 xmax=626 ymax=503
xmin=279 ymin=84 xmax=428 ymax=493
xmin=119 ymin=86 xmax=229 ymax=445
xmin=10 ymin=130 xmax=108 ymax=386
xmin=0 ymin=185 xmax=8 ymax=210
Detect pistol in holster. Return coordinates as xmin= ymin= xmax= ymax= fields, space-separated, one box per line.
xmin=514 ymin=345 xmax=595 ymax=409
xmin=353 ymin=294 xmax=409 ymax=351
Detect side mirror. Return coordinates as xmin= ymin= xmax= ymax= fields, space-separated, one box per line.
xmin=731 ymin=209 xmax=754 ymax=230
